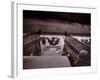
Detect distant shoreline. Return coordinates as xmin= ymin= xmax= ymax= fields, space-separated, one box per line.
xmin=23 ymin=32 xmax=90 ymax=37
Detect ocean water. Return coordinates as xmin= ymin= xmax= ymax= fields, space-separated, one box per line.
xmin=40 ymin=35 xmax=65 ymax=56
xmin=40 ymin=35 xmax=90 ymax=56
xmin=72 ymin=36 xmax=90 ymax=41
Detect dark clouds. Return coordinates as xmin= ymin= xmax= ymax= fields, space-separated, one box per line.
xmin=23 ymin=10 xmax=91 ymax=25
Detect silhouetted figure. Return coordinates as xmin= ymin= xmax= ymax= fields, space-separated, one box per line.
xmin=49 ymin=37 xmax=55 ymax=45
xmin=64 ymin=30 xmax=68 ymax=36
xmin=88 ymin=39 xmax=91 ymax=46
xmin=85 ymin=39 xmax=88 ymax=44
xmin=81 ymin=39 xmax=84 ymax=42
xmin=41 ymin=38 xmax=46 ymax=45
xmin=54 ymin=38 xmax=60 ymax=45
xmin=38 ymin=29 xmax=41 ymax=35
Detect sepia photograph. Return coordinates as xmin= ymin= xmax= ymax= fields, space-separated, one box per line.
xmin=23 ymin=10 xmax=91 ymax=69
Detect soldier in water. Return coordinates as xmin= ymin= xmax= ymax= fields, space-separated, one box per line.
xmin=74 ymin=50 xmax=90 ymax=66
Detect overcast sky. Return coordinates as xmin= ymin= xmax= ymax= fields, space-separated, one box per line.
xmin=23 ymin=10 xmax=91 ymax=25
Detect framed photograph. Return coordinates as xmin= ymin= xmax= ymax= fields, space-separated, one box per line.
xmin=11 ymin=1 xmax=97 ymax=78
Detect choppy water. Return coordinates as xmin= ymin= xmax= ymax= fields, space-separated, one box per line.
xmin=72 ymin=36 xmax=90 ymax=41
xmin=40 ymin=35 xmax=65 ymax=56
xmin=40 ymin=35 xmax=90 ymax=56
